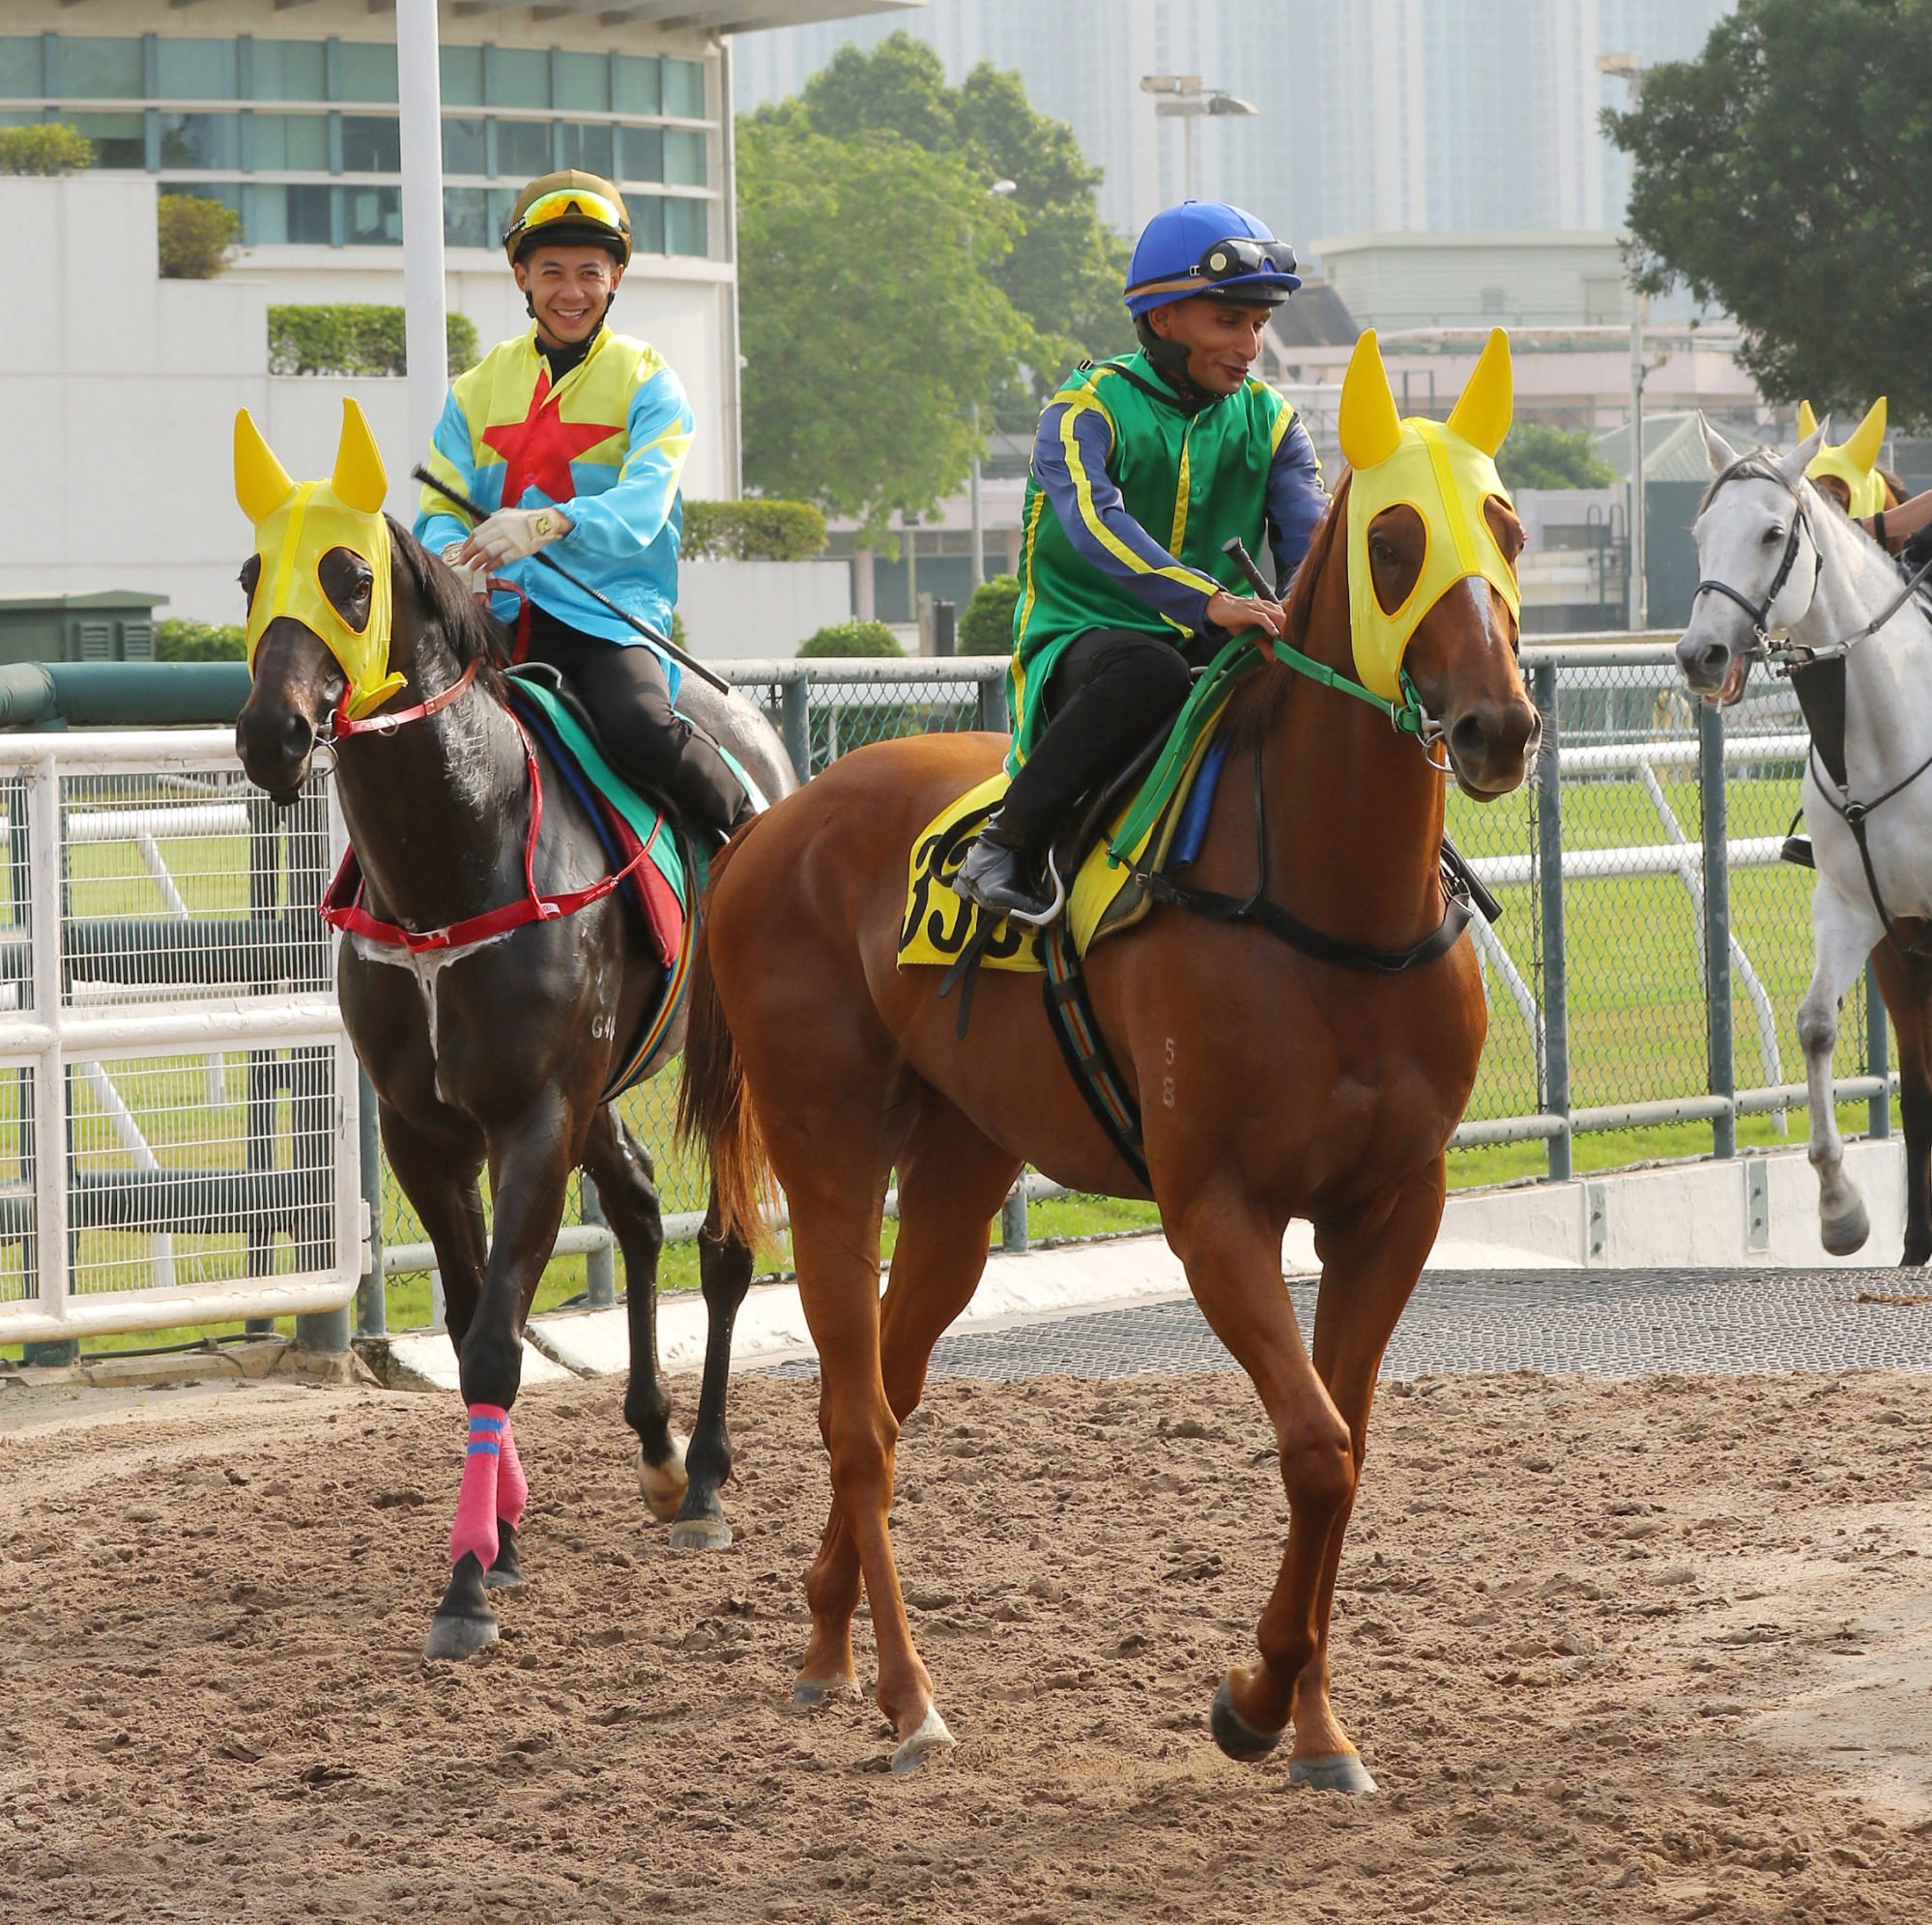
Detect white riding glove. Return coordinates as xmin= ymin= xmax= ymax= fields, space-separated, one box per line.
xmin=463 ymin=505 xmax=572 ymax=567
xmin=440 ymin=544 xmax=491 ymax=600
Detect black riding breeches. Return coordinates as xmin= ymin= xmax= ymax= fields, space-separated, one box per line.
xmin=995 ymin=628 xmax=1194 ymax=852
xmin=521 ymin=606 xmax=748 ymax=836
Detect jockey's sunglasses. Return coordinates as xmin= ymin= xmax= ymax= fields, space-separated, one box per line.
xmin=1195 ymin=236 xmax=1299 ymax=281
xmin=503 ymin=188 xmax=629 ymax=251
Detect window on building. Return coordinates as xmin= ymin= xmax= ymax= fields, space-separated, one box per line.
xmin=250 ymin=112 xmax=329 ymax=172
xmin=558 ymin=122 xmax=613 ymax=177
xmin=342 ymin=183 xmax=402 ymax=245
xmin=1480 ymin=285 xmax=1506 ymax=315
xmin=340 ymin=114 xmax=400 ymax=174
xmin=554 ymin=51 xmax=608 ymax=113
xmin=486 ymin=187 xmax=519 ymax=244
xmin=444 ymin=187 xmax=492 ymax=250
xmin=662 ymin=58 xmax=705 ymax=119
xmin=631 ymin=194 xmax=665 ymax=256
xmin=442 ymin=116 xmax=487 ymax=175
xmin=0 ymin=37 xmax=42 ymax=98
xmin=662 ymin=129 xmax=706 ymax=187
xmin=246 ymin=182 xmax=330 ymax=246
xmin=665 ymin=196 xmax=706 ymax=258
xmin=491 ymin=49 xmax=548 ymax=111
xmin=334 ymin=43 xmax=397 ymax=104
xmin=61 ymin=38 xmax=144 ymax=101
xmin=494 ymin=116 xmax=550 ymax=181
xmin=157 ymin=39 xmax=239 ymax=101
xmin=620 ymin=125 xmax=663 ymax=184
xmin=68 ymin=111 xmax=145 ymax=170
xmin=159 ymin=112 xmax=241 ymax=171
xmin=613 ymin=55 xmax=661 ymax=117
xmin=440 ymin=44 xmax=484 ymax=111
xmin=250 ymin=40 xmax=327 ymax=103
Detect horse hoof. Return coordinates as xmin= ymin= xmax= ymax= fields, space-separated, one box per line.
xmin=1289 ymin=1752 xmax=1379 ymax=1795
xmin=889 ymin=1706 xmax=956 ymax=1774
xmin=793 ymin=1673 xmax=861 ymax=1708
xmin=484 ymin=1519 xmax=525 ymax=1591
xmin=1210 ymin=1678 xmax=1283 ymax=1762
xmin=424 ymin=1610 xmax=499 ymax=1661
xmin=667 ymin=1514 xmax=733 ymax=1552
xmin=639 ymin=1433 xmax=690 ymax=1523
xmin=1822 ymin=1205 xmax=1870 ymax=1256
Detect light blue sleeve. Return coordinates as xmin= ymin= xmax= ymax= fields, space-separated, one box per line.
xmin=557 ymin=364 xmax=696 ymax=561
xmin=415 ymin=387 xmax=479 ymax=555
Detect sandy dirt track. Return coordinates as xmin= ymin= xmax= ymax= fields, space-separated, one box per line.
xmin=4 ymin=1365 xmax=1932 ymax=1923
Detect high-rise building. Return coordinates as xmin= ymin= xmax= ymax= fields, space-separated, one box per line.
xmin=735 ymin=0 xmax=1740 ymax=254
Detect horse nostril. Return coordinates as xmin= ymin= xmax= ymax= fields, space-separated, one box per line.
xmin=1449 ymin=712 xmax=1488 ymax=768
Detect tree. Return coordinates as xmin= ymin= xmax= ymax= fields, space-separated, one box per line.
xmin=0 ymin=125 xmax=93 ymax=175
xmin=158 ymin=192 xmax=240 ymax=279
xmin=736 ymin=113 xmax=1030 ymax=542
xmin=959 ymin=573 xmax=1021 ymax=654
xmin=797 ymin=619 xmax=904 ymax=658
xmin=1497 ymin=423 xmax=1616 ymax=493
xmin=790 ymin=35 xmax=1131 ymax=422
xmin=1607 ymin=0 xmax=1932 ymax=424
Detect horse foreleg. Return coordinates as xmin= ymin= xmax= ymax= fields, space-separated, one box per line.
xmin=1166 ymin=1183 xmax=1364 ymax=1783
xmin=1802 ymin=883 xmax=1883 ymax=1255
xmin=426 ymin=1094 xmax=583 ymax=1661
xmin=795 ymin=1093 xmax=1019 ymax=1709
xmin=581 ymin=1106 xmax=688 ymax=1522
xmin=667 ymin=1192 xmax=753 ymax=1551
xmin=1870 ymin=942 xmax=1932 ymax=1265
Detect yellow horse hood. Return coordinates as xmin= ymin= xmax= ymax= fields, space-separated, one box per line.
xmin=1799 ymin=396 xmax=1889 ymax=519
xmin=1340 ymin=327 xmax=1522 ymax=702
xmin=234 ymin=398 xmax=405 ymax=720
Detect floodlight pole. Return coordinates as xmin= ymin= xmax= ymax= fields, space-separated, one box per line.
xmin=397 ymin=0 xmax=448 ymax=484
xmin=1600 ymin=51 xmax=1649 ymax=631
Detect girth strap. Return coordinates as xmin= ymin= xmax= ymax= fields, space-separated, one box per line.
xmin=1042 ymin=922 xmax=1151 ymax=1191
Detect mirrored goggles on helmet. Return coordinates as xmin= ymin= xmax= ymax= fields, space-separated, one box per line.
xmin=1125 ymin=234 xmax=1300 ymax=303
xmin=503 ymin=187 xmax=629 ymax=252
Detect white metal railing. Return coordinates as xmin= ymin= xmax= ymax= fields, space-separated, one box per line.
xmin=0 ymin=732 xmax=360 ymax=1345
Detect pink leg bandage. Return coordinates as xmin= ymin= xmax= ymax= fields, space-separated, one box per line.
xmin=497 ymin=1418 xmax=529 ymax=1531
xmin=449 ymin=1402 xmax=505 ymax=1569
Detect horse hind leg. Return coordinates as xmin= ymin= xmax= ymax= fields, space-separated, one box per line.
xmin=580 ymin=1106 xmax=690 ymax=1523
xmin=666 ymin=1188 xmax=753 ymax=1551
xmin=1801 ymin=886 xmax=1882 ymax=1255
xmin=794 ymin=1092 xmax=1020 ymax=1765
xmin=1870 ymin=942 xmax=1932 ymax=1265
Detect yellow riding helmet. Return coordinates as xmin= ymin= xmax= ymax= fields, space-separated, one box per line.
xmin=502 ymin=170 xmax=632 ymax=269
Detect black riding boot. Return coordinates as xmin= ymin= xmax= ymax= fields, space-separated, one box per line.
xmin=955 ymin=811 xmax=1056 ymax=921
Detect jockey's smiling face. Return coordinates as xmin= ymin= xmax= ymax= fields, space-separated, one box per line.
xmin=515 ymin=244 xmax=624 ymax=349
xmin=1144 ymin=297 xmax=1274 ymax=396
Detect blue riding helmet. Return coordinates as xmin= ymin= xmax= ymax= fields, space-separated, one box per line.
xmin=1123 ymin=201 xmax=1302 ymax=318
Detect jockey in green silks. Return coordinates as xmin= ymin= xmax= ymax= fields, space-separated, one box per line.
xmin=954 ymin=199 xmax=1327 ymax=922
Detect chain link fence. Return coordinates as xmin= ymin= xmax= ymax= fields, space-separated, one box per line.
xmin=347 ymin=646 xmax=1888 ymax=1333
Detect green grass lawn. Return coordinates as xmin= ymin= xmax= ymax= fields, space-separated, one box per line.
xmin=3 ymin=752 xmax=1890 ymax=1364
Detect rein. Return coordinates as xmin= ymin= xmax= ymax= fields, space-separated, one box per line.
xmin=329 ymin=654 xmax=480 ymax=740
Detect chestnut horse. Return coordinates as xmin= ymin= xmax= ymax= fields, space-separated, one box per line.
xmin=678 ymin=349 xmax=1538 ymax=1782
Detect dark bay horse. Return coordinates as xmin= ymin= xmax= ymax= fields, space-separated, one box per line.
xmin=678 ymin=336 xmax=1538 ymax=1781
xmin=234 ymin=407 xmax=793 ymax=1659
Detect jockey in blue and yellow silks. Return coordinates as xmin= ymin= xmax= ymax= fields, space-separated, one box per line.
xmin=954 ymin=200 xmax=1325 ymax=922
xmin=416 ymin=169 xmax=748 ymax=839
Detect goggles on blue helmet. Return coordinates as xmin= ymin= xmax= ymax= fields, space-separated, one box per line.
xmin=1125 ymin=234 xmax=1301 ymax=306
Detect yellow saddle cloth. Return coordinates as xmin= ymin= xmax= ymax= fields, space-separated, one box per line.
xmin=896 ymin=720 xmax=1228 ymax=974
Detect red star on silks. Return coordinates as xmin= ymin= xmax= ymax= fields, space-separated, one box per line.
xmin=481 ymin=369 xmax=622 ymax=513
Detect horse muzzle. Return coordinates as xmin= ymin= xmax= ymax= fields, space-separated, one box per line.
xmin=1675 ymin=624 xmax=1752 ymax=706
xmin=236 ymin=700 xmax=319 ymax=803
xmin=1442 ymin=693 xmax=1540 ymax=800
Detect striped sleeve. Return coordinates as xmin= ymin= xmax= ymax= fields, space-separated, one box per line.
xmin=1033 ymin=391 xmax=1221 ymax=634
xmin=1265 ymin=403 xmax=1327 ymax=590
xmin=415 ymin=386 xmax=478 ymax=558
xmin=558 ymin=363 xmax=695 ymax=561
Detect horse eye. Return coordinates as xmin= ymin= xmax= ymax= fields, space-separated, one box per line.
xmin=1763 ymin=526 xmax=1785 ymax=545
xmin=239 ymin=556 xmax=262 ymax=604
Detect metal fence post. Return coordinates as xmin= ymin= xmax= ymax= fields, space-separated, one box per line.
xmin=1697 ymin=698 xmax=1737 ymax=1159
xmin=1000 ymin=1183 xmax=1029 ymax=1253
xmin=1866 ymin=959 xmax=1891 ymax=1140
xmin=356 ymin=1069 xmax=386 ymax=1338
xmin=580 ymin=1176 xmax=617 ymax=1309
xmin=976 ymin=665 xmax=1010 ymax=735
xmin=781 ymin=676 xmax=811 ymax=780
xmin=1532 ymin=662 xmax=1572 ymax=1181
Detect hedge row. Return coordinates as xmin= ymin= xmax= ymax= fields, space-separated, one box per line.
xmin=156 ymin=619 xmax=245 ymax=662
xmin=0 ymin=125 xmax=93 ymax=176
xmin=269 ymin=305 xmax=480 ymax=378
xmin=681 ymin=499 xmax=826 ymax=562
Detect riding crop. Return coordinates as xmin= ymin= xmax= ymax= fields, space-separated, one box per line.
xmin=411 ymin=465 xmax=733 ymax=695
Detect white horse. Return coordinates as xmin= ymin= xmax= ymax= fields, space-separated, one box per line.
xmin=1678 ymin=417 xmax=1932 ymax=1262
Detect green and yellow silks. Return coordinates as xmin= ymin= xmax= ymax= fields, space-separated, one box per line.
xmin=234 ymin=399 xmax=406 ymax=720
xmin=1340 ymin=328 xmax=1521 ymax=701
xmin=1798 ymin=397 xmax=1888 ymax=519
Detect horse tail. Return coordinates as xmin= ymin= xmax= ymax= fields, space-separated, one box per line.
xmin=678 ymin=839 xmax=773 ymax=1252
